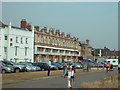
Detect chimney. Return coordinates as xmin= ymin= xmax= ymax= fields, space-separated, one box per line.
xmin=41 ymin=27 xmax=47 ymax=33
xmin=20 ymin=19 xmax=27 ymax=29
xmin=76 ymin=38 xmax=79 ymax=41
xmin=49 ymin=28 xmax=54 ymax=35
xmin=26 ymin=23 xmax=32 ymax=31
xmin=61 ymin=32 xmax=65 ymax=37
xmin=55 ymin=29 xmax=60 ymax=36
xmin=34 ymin=26 xmax=39 ymax=31
xmin=67 ymin=34 xmax=71 ymax=38
xmin=86 ymin=39 xmax=90 ymax=45
xmin=73 ymin=37 xmax=76 ymax=41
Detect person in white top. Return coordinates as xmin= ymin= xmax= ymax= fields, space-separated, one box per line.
xmin=66 ymin=65 xmax=75 ymax=89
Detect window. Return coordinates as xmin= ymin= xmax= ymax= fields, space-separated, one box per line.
xmin=4 ymin=47 xmax=7 ymax=53
xmin=108 ymin=61 xmax=110 ymax=63
xmin=26 ymin=38 xmax=28 ymax=44
xmin=10 ymin=38 xmax=13 ymax=41
xmin=16 ymin=37 xmax=18 ymax=43
xmin=113 ymin=61 xmax=116 ymax=63
xmin=25 ymin=47 xmax=28 ymax=56
xmin=15 ymin=46 xmax=18 ymax=56
xmin=21 ymin=37 xmax=23 ymax=44
xmin=5 ymin=36 xmax=7 ymax=40
xmin=10 ymin=43 xmax=12 ymax=46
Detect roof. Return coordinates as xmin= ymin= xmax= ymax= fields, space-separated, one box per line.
xmin=0 ymin=21 xmax=30 ymax=31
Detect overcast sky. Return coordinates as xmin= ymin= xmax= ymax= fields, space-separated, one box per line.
xmin=2 ymin=2 xmax=118 ymax=50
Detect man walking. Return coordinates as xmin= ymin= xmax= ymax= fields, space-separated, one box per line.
xmin=63 ymin=62 xmax=68 ymax=77
xmin=48 ymin=65 xmax=51 ymax=76
xmin=48 ymin=60 xmax=51 ymax=76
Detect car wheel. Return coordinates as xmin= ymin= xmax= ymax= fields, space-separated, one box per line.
xmin=2 ymin=69 xmax=6 ymax=74
xmin=15 ymin=68 xmax=20 ymax=73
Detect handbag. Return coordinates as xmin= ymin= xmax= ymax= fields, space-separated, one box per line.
xmin=71 ymin=76 xmax=74 ymax=78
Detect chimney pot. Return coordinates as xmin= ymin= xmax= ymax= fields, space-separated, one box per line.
xmin=20 ymin=19 xmax=27 ymax=29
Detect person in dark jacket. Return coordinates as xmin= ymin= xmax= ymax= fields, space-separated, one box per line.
xmin=72 ymin=65 xmax=76 ymax=73
xmin=109 ymin=64 xmax=113 ymax=71
xmin=48 ymin=65 xmax=51 ymax=76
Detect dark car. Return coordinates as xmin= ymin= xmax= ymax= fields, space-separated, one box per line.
xmin=2 ymin=61 xmax=26 ymax=73
xmin=32 ymin=63 xmax=49 ymax=71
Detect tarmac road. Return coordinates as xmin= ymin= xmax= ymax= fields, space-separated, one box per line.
xmin=3 ymin=69 xmax=118 ymax=88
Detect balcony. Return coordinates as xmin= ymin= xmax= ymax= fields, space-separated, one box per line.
xmin=36 ymin=51 xmax=78 ymax=56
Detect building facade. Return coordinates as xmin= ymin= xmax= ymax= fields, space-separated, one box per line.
xmin=102 ymin=50 xmax=119 ymax=59
xmin=80 ymin=39 xmax=92 ymax=60
xmin=0 ymin=20 xmax=34 ymax=62
xmin=34 ymin=26 xmax=81 ymax=63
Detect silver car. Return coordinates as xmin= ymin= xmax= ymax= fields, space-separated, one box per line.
xmin=1 ymin=63 xmax=14 ymax=73
xmin=19 ymin=63 xmax=41 ymax=72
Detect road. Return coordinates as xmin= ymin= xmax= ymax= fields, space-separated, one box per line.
xmin=3 ymin=69 xmax=118 ymax=88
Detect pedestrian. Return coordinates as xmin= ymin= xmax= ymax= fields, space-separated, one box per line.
xmin=106 ymin=63 xmax=110 ymax=72
xmin=66 ymin=65 xmax=75 ymax=89
xmin=63 ymin=62 xmax=68 ymax=77
xmin=87 ymin=64 xmax=90 ymax=71
xmin=47 ymin=65 xmax=51 ymax=76
xmin=72 ymin=65 xmax=76 ymax=73
xmin=83 ymin=64 xmax=88 ymax=72
xmin=109 ymin=64 xmax=113 ymax=71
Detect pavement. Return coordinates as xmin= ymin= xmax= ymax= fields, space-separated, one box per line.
xmin=2 ymin=69 xmax=118 ymax=88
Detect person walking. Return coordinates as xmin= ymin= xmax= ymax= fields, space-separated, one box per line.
xmin=66 ymin=65 xmax=75 ymax=89
xmin=72 ymin=64 xmax=76 ymax=73
xmin=83 ymin=64 xmax=89 ymax=72
xmin=63 ymin=62 xmax=68 ymax=77
xmin=106 ymin=63 xmax=110 ymax=72
xmin=47 ymin=65 xmax=51 ymax=76
xmin=109 ymin=64 xmax=113 ymax=71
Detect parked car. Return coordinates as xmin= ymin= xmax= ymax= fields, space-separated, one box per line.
xmin=1 ymin=62 xmax=14 ymax=74
xmin=19 ymin=62 xmax=41 ymax=72
xmin=32 ymin=63 xmax=49 ymax=71
xmin=97 ymin=63 xmax=104 ymax=67
xmin=2 ymin=61 xmax=26 ymax=73
xmin=49 ymin=64 xmax=59 ymax=70
xmin=51 ymin=62 xmax=63 ymax=70
xmin=74 ymin=63 xmax=83 ymax=69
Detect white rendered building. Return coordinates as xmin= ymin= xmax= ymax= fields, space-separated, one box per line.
xmin=0 ymin=21 xmax=34 ymax=63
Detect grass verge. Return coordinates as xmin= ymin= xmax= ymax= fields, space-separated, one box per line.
xmin=80 ymin=74 xmax=119 ymax=88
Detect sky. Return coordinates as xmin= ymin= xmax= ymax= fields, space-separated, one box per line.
xmin=1 ymin=2 xmax=118 ymax=50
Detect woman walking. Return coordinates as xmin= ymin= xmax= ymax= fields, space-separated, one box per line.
xmin=66 ymin=65 xmax=75 ymax=89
